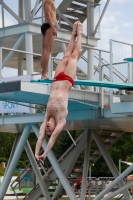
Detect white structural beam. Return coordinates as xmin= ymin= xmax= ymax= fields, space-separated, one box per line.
xmin=2 ymin=34 xmax=25 ymax=68
xmin=18 ymin=0 xmax=24 ymax=20
xmin=58 ymin=0 xmax=73 ymax=13
xmin=18 ymin=0 xmax=24 ymax=75
xmin=80 ymin=130 xmax=92 ymax=200
xmin=30 ymin=0 xmax=40 ymax=22
xmin=53 ymin=130 xmax=87 ymax=199
xmin=24 ymin=0 xmax=31 ymax=22
xmin=56 ymin=9 xmax=73 ymax=27
xmin=0 ymin=47 xmax=2 ymax=83
xmin=1 ymin=0 xmax=4 ymax=27
xmin=25 ymin=141 xmax=51 ymax=200
xmin=92 ymin=130 xmax=130 ymax=200
xmin=56 ymin=29 xmax=98 ymax=47
xmin=25 ymin=33 xmax=34 ymax=75
xmin=87 ymin=0 xmax=94 ymax=91
xmin=0 ymin=23 xmax=98 ymax=47
xmin=0 ymin=0 xmax=23 ymax=23
xmin=32 ymin=124 xmax=78 ymax=200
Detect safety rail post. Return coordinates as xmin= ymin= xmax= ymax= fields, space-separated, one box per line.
xmin=127 ymin=62 xmax=130 ymax=83
xmin=109 ymin=39 xmax=113 ymax=107
xmin=99 ymin=50 xmax=104 ymax=116
xmin=0 ymin=47 xmax=2 ymax=83
xmin=132 ymin=44 xmax=133 ymax=83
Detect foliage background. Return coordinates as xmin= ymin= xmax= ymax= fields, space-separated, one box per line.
xmin=0 ymin=131 xmax=133 ymax=176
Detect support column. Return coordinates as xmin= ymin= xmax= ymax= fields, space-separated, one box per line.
xmin=24 ymin=0 xmax=31 ymax=22
xmin=25 ymin=141 xmax=51 ymax=200
xmin=0 ymin=124 xmax=31 ymax=200
xmin=132 ymin=45 xmax=133 ymax=83
xmin=18 ymin=0 xmax=24 ymax=20
xmin=25 ymin=33 xmax=34 ymax=75
xmin=18 ymin=54 xmax=23 ymax=76
xmin=109 ymin=39 xmax=113 ymax=105
xmin=1 ymin=0 xmax=4 ymax=28
xmin=87 ymin=0 xmax=94 ymax=91
xmin=99 ymin=50 xmax=104 ymax=116
xmin=56 ymin=21 xmax=66 ymax=54
xmin=25 ymin=33 xmax=35 ymax=113
xmin=92 ymin=130 xmax=130 ymax=200
xmin=32 ymin=124 xmax=77 ymax=200
xmin=94 ymin=162 xmax=133 ymax=200
xmin=53 ymin=130 xmax=88 ymax=199
xmin=0 ymin=47 xmax=2 ymax=83
xmin=2 ymin=34 xmax=25 ymax=69
xmin=18 ymin=0 xmax=24 ymax=75
xmin=4 ymin=133 xmax=21 ymax=178
xmin=80 ymin=130 xmax=92 ymax=200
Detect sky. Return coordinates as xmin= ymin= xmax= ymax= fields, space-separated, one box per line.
xmin=0 ymin=0 xmax=133 ymax=78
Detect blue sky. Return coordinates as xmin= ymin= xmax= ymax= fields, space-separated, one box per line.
xmin=98 ymin=0 xmax=133 ymax=49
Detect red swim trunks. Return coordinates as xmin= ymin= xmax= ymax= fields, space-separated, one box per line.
xmin=53 ymin=72 xmax=74 ymax=86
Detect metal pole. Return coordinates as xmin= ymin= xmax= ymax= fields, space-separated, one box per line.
xmin=18 ymin=0 xmax=24 ymax=20
xmin=101 ymin=182 xmax=132 ymax=200
xmin=56 ymin=21 xmax=66 ymax=54
xmin=25 ymin=33 xmax=34 ymax=75
xmin=87 ymin=0 xmax=94 ymax=91
xmin=42 ymin=0 xmax=44 ymax=24
xmin=1 ymin=0 xmax=4 ymax=28
xmin=32 ymin=124 xmax=77 ymax=200
xmin=25 ymin=33 xmax=34 ymax=113
xmin=24 ymin=0 xmax=31 ymax=22
xmin=53 ymin=130 xmax=88 ymax=199
xmin=0 ymin=47 xmax=2 ymax=83
xmin=109 ymin=39 xmax=113 ymax=105
xmin=18 ymin=0 xmax=24 ymax=76
xmin=119 ymin=159 xmax=122 ymax=174
xmin=0 ymin=124 xmax=31 ymax=200
xmin=99 ymin=50 xmax=104 ymax=115
xmin=131 ymin=45 xmax=133 ymax=83
xmin=92 ymin=131 xmax=130 ymax=200
xmin=127 ymin=63 xmax=130 ymax=83
xmin=88 ymin=168 xmax=91 ymax=200
xmin=47 ymin=53 xmax=51 ymax=78
xmin=94 ymin=162 xmax=133 ymax=200
xmin=2 ymin=34 xmax=25 ymax=68
xmin=4 ymin=133 xmax=22 ymax=178
xmin=25 ymin=141 xmax=51 ymax=200
xmin=81 ymin=130 xmax=92 ymax=200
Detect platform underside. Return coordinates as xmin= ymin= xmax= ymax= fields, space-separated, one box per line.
xmin=0 ymin=115 xmax=133 ymax=133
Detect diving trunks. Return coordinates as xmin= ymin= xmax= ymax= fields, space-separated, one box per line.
xmin=53 ymin=72 xmax=74 ymax=86
xmin=75 ymin=184 xmax=81 ymax=190
xmin=41 ymin=23 xmax=50 ymax=35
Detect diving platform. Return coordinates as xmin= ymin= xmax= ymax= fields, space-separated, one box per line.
xmin=1 ymin=80 xmax=133 ymax=133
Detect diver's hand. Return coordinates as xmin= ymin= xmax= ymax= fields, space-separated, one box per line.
xmin=35 ymin=154 xmax=46 ymax=165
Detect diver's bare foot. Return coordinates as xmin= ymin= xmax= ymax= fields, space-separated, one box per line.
xmin=72 ymin=21 xmax=78 ymax=35
xmin=77 ymin=21 xmax=83 ymax=35
xmin=41 ymin=74 xmax=49 ymax=79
